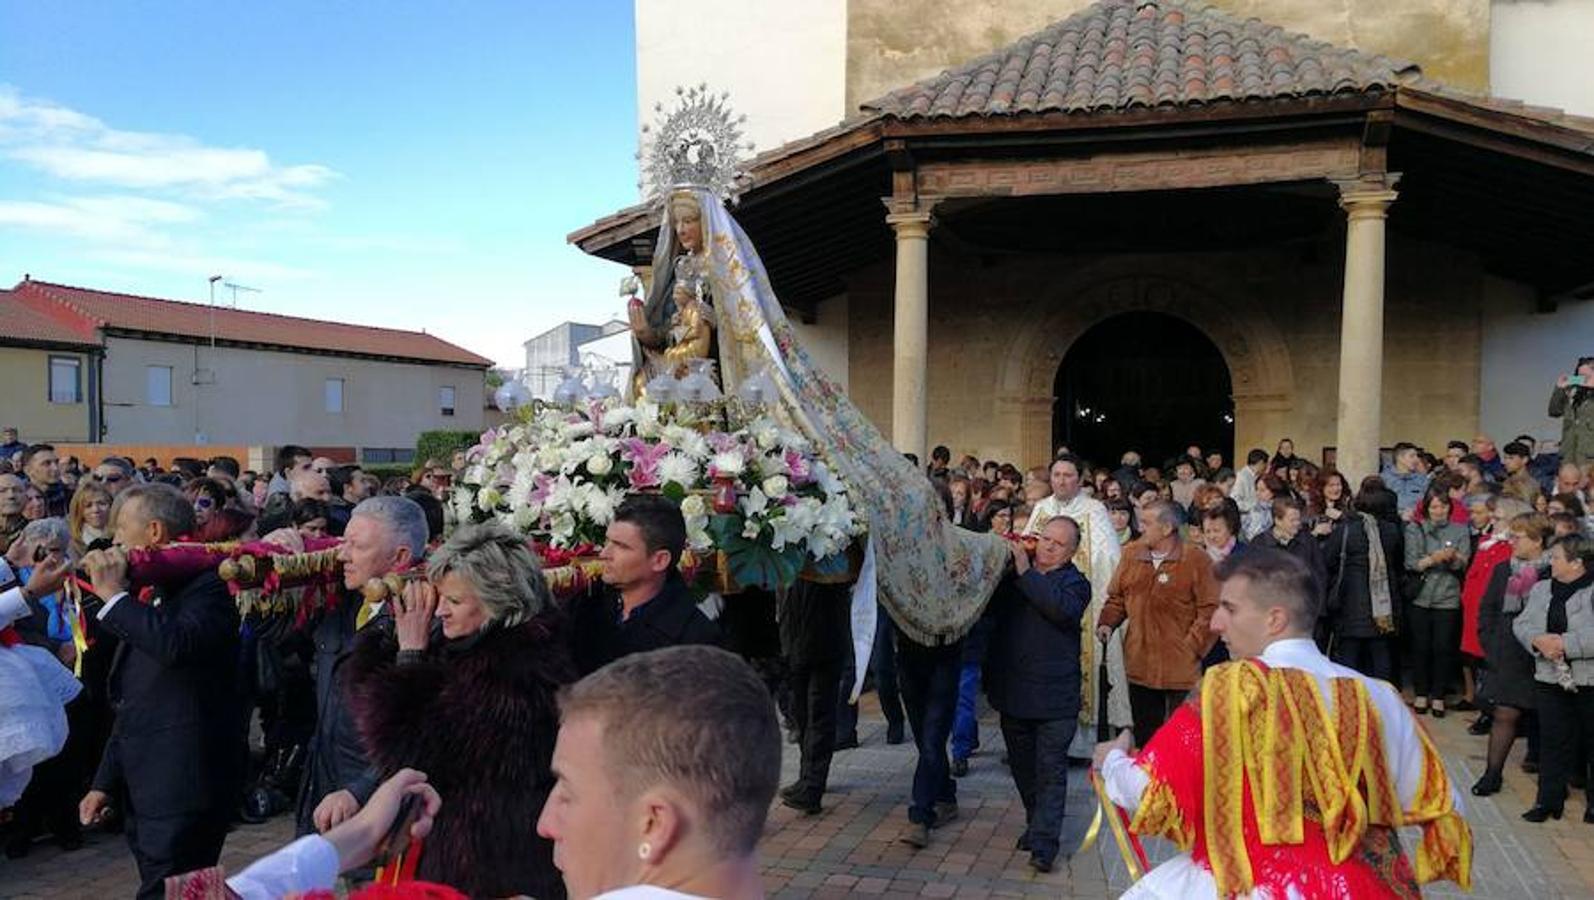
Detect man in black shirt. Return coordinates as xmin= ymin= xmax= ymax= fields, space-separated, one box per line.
xmin=572 ymin=495 xmax=719 ymax=675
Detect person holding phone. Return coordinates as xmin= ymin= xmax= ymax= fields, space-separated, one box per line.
xmin=1405 ymin=488 xmax=1473 ymax=717
xmin=1550 ymin=356 xmax=1594 ymax=468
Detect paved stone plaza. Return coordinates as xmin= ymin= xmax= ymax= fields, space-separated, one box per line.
xmin=3 ymin=699 xmax=1592 ymax=899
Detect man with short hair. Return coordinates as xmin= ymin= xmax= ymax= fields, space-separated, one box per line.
xmin=1382 ymin=442 xmax=1430 ymax=519
xmin=1458 ymin=454 xmax=1488 ymax=495
xmin=207 ymin=456 xmax=241 ymax=482
xmin=986 ymin=516 xmax=1090 ymax=873
xmin=1230 ymin=448 xmax=1269 ymax=514
xmin=267 ymin=445 xmax=313 ymax=498
xmin=573 ymin=494 xmax=720 ymax=675
xmin=299 ymin=495 xmax=430 ymax=839
xmin=0 ymin=427 xmax=24 ymax=466
xmin=21 ymin=444 xmax=68 ymax=517
xmin=1098 ymin=499 xmax=1220 ymax=747
xmin=538 ymin=646 xmax=779 ymax=900
xmin=77 ymin=484 xmax=241 ymax=899
xmin=927 ymin=444 xmax=951 ymax=479
xmin=289 ymin=469 xmax=333 ymax=503
xmin=1113 ymin=451 xmax=1143 ymax=493
xmin=1251 ymin=496 xmax=1328 ymax=613
xmin=1023 ymin=454 xmax=1129 ymax=751
xmin=1095 ymin=550 xmax=1472 ymax=897
xmin=0 ymin=472 xmax=26 ymax=554
xmin=93 ymin=457 xmax=135 ymax=497
xmin=1472 ymin=435 xmax=1506 ymax=480
xmin=1444 ymin=440 xmax=1469 ymax=472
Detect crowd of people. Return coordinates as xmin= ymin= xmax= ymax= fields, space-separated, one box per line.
xmin=0 ymin=355 xmax=1590 ymax=899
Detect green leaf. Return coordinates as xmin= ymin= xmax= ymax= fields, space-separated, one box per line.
xmin=661 ymin=482 xmax=687 ymax=502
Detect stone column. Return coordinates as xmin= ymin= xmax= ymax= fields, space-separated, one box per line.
xmin=886 ymin=209 xmax=933 ymax=459
xmin=1332 ymin=174 xmax=1400 ymax=482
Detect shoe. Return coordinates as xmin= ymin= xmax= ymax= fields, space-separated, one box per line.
xmin=900 ymin=823 xmax=930 ymax=848
xmin=1413 ymin=697 xmax=1429 ymax=713
xmin=951 ymin=757 xmax=969 ymax=777
xmin=1015 ymin=832 xmax=1032 ymax=852
xmin=1430 ymin=703 xmax=1446 ymax=719
xmin=1468 ymin=715 xmax=1493 ymax=736
xmin=3 ymin=836 xmax=30 ymax=859
xmin=835 ymin=734 xmax=859 ymax=751
xmin=1028 ymin=854 xmax=1055 ymax=873
xmin=932 ymin=801 xmax=959 ymax=828
xmin=779 ymin=792 xmax=822 ymax=815
xmin=885 ymin=723 xmax=905 ymax=745
xmin=1522 ymin=806 xmax=1563 ymax=823
xmin=1454 ymin=698 xmax=1478 ymax=712
xmin=1471 ymin=772 xmax=1502 ymax=796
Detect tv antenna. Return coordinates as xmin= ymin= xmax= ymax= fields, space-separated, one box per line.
xmin=222 ymin=281 xmax=261 ymax=307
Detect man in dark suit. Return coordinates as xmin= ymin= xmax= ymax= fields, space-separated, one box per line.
xmin=572 ymin=494 xmax=720 ymax=675
xmin=985 ymin=515 xmax=1091 ymax=874
xmin=297 ymin=494 xmax=429 ymax=839
xmin=77 ymin=483 xmax=241 ymax=900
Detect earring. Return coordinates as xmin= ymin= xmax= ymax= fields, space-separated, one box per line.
xmin=638 ymin=842 xmax=652 ymax=860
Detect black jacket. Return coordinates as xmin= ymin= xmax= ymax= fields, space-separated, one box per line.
xmin=779 ymin=579 xmax=850 ymax=670
xmin=1253 ymin=529 xmax=1329 ymax=612
xmin=1320 ymin=515 xmax=1402 ymax=638
xmin=984 ymin=564 xmax=1091 ymax=720
xmin=570 ymin=573 xmax=721 ymax=675
xmin=295 ymin=597 xmax=381 ymax=835
xmin=92 ymin=571 xmax=241 ymax=818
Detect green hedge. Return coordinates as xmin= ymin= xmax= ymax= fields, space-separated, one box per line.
xmin=415 ymin=430 xmax=481 ymax=467
xmin=361 ymin=463 xmax=416 ymax=482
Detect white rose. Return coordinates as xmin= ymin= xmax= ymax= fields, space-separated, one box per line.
xmin=586 ymin=453 xmax=614 ymax=476
xmin=762 ymin=475 xmax=789 ymax=499
xmin=680 ymin=494 xmax=706 ymax=519
xmin=476 ymin=487 xmax=502 ymax=512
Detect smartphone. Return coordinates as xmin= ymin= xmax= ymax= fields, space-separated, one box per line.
xmin=1570 ymin=375 xmax=1587 ymax=387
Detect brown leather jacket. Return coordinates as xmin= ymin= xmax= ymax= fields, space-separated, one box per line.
xmin=1099 ymin=538 xmax=1220 ymax=690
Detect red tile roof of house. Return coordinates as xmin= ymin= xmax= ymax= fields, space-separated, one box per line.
xmin=0 ymin=288 xmax=102 ymax=348
xmin=6 ymin=279 xmax=492 ymax=367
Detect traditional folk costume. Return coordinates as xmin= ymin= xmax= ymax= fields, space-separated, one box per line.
xmin=1023 ymin=494 xmax=1130 ymax=752
xmin=1100 ymin=638 xmax=1471 ymax=899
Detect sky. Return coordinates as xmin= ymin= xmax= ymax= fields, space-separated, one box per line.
xmin=0 ymin=1 xmax=641 ymax=368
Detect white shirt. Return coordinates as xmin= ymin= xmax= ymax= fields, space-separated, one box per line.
xmin=1231 ymin=465 xmax=1260 ymax=513
xmin=595 ymin=888 xmax=711 ymax=900
xmin=226 ymin=835 xmax=340 ymax=900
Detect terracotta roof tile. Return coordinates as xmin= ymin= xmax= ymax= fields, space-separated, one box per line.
xmin=7 ymin=280 xmax=492 ymax=367
xmin=0 ymin=288 xmax=102 ymax=348
xmin=864 ymin=0 xmax=1419 ymax=120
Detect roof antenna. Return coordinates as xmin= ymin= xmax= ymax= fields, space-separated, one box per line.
xmin=222 ymin=280 xmax=261 ymax=308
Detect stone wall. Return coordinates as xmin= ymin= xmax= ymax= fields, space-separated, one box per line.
xmin=840 ymin=230 xmax=1484 ymax=469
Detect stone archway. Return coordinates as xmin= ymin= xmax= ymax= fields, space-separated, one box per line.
xmin=996 ymin=263 xmax=1296 ymax=466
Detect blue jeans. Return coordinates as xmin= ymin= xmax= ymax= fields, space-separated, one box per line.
xmin=1000 ymin=714 xmax=1078 ymax=861
xmin=896 ymin=630 xmax=963 ymax=825
xmin=951 ymin=661 xmax=982 ymax=761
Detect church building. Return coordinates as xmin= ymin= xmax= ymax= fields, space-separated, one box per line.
xmin=574 ymin=0 xmax=1594 ymax=481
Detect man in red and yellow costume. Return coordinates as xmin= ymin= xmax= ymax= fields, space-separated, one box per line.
xmin=1094 ymin=548 xmax=1472 ymax=898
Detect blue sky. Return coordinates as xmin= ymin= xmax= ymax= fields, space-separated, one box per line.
xmin=0 ymin=1 xmax=640 ymax=367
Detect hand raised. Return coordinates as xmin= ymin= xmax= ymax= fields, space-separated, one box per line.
xmin=395 ymin=579 xmax=438 ymax=651
xmin=83 ymin=546 xmax=129 ymax=600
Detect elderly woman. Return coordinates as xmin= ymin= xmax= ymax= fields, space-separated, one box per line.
xmin=346 ymin=522 xmax=576 ymax=898
xmin=1472 ymin=512 xmax=1553 ymax=797
xmin=537 ymin=645 xmax=779 ymax=900
xmin=1513 ymin=533 xmax=1594 ymax=823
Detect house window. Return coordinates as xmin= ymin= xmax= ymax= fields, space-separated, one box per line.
xmin=48 ymin=356 xmax=81 ymax=404
xmin=325 ymin=378 xmax=344 ymax=413
xmin=146 ymin=365 xmax=173 ymax=407
xmin=439 ymin=385 xmax=456 ymax=417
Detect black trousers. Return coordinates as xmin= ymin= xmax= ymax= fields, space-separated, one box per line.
xmin=124 ymin=807 xmax=229 ymax=900
xmin=1533 ymin=681 xmax=1594 ymax=811
xmin=1128 ymin=683 xmax=1188 ymax=749
xmin=1332 ymin=635 xmax=1394 ymax=683
xmin=1408 ymin=606 xmax=1460 ymax=701
xmin=999 ymin=714 xmax=1077 ymax=862
xmin=786 ymin=660 xmax=842 ymax=803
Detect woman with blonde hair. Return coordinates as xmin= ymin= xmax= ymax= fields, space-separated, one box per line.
xmin=66 ymin=481 xmax=112 ymax=555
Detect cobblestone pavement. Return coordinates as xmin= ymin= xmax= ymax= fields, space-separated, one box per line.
xmin=4 ymin=698 xmax=1592 ymax=898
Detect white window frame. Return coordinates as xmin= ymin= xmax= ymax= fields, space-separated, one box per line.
xmin=146 ymin=365 xmax=174 ymax=407
xmin=439 ymin=385 xmax=456 ymax=417
xmin=325 ymin=378 xmax=345 ymax=414
xmin=47 ymin=355 xmax=82 ymax=404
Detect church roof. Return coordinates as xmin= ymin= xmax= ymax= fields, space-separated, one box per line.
xmin=863 ymin=0 xmax=1419 ymax=120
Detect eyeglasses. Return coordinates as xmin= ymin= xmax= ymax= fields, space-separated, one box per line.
xmin=194 ymin=497 xmax=216 ymax=510
xmin=97 ymin=473 xmax=126 ymax=484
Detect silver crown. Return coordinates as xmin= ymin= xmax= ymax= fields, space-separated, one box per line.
xmin=639 ymin=84 xmax=754 ymax=205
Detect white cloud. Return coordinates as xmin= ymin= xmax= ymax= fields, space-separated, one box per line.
xmin=0 ymin=84 xmax=337 ymax=209
xmin=0 ymin=195 xmax=195 ymax=246
xmin=92 ymin=248 xmax=314 ymax=282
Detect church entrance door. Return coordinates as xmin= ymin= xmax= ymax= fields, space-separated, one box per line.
xmin=1052 ymin=311 xmax=1233 ymax=471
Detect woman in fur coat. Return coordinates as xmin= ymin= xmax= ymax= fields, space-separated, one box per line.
xmin=347 ymin=523 xmax=576 ymax=899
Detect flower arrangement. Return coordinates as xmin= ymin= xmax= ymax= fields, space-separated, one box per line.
xmin=452 ymin=399 xmax=864 ymax=591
